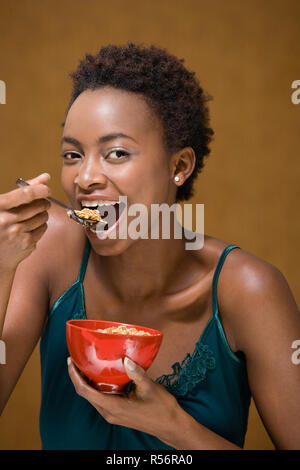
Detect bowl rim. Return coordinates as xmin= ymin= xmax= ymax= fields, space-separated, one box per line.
xmin=66 ymin=319 xmax=163 ymax=337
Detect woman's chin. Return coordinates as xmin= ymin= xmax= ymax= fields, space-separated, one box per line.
xmin=85 ymin=227 xmax=133 ymax=256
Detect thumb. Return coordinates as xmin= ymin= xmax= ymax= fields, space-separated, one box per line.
xmin=124 ymin=357 xmax=151 ymax=391
xmin=27 ymin=173 xmax=51 ymax=185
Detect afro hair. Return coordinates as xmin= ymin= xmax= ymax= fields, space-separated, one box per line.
xmin=64 ymin=42 xmax=214 ymax=201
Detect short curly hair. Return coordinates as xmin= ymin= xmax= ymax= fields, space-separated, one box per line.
xmin=64 ymin=42 xmax=214 ymax=201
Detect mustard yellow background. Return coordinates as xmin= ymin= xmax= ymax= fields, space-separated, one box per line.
xmin=0 ymin=0 xmax=299 ymax=450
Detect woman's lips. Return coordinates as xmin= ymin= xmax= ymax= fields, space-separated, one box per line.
xmin=76 ymin=193 xmax=120 ymax=204
xmin=86 ymin=216 xmax=120 ymax=240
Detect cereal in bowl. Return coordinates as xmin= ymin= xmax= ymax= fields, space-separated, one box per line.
xmin=97 ymin=325 xmax=152 ymax=336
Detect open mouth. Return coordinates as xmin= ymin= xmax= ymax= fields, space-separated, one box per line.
xmin=80 ymin=200 xmax=127 ymax=232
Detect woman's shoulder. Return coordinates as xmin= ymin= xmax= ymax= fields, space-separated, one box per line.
xmin=175 ymin=234 xmax=280 ymax=308
xmin=203 ymin=235 xmax=293 ymax=352
xmin=198 ymin=234 xmax=281 ymax=281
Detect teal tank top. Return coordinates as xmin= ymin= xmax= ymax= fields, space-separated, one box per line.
xmin=39 ymin=240 xmax=251 ymax=450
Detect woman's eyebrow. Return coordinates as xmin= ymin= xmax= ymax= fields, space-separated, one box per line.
xmin=61 ymin=133 xmax=137 ymax=147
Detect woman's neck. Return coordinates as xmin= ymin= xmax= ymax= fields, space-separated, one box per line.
xmin=91 ymin=236 xmax=188 ymax=304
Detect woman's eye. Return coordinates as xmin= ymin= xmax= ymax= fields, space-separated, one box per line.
xmin=107 ymin=149 xmax=129 ymax=160
xmin=61 ymin=152 xmax=81 ymax=161
xmin=60 ymin=149 xmax=129 ymax=162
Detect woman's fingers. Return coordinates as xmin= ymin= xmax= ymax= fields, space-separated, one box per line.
xmin=5 ymin=222 xmax=48 ymax=258
xmin=21 ymin=210 xmax=49 ymax=232
xmin=0 ymin=174 xmax=51 ymax=211
xmin=29 ymin=222 xmax=49 ymax=244
xmin=67 ymin=355 xmax=178 ymax=435
xmin=10 ymin=199 xmax=51 ymax=224
xmin=67 ymin=357 xmax=107 ymax=402
xmin=67 ymin=358 xmax=125 ymax=410
xmin=0 ymin=184 xmax=50 ymax=211
xmin=26 ymin=173 xmax=51 ymax=186
xmin=123 ymin=357 xmax=153 ymax=397
xmin=0 ymin=174 xmax=51 ymax=270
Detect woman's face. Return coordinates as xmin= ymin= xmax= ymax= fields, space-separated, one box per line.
xmin=61 ymin=87 xmax=177 ymax=255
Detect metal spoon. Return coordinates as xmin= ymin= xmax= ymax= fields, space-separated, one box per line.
xmin=16 ymin=177 xmax=105 ymax=228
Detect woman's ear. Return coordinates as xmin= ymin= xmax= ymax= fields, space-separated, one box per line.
xmin=170 ymin=147 xmax=196 ymax=185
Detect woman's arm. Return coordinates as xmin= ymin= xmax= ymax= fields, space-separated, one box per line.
xmin=67 ymin=356 xmax=242 ymax=450
xmin=0 ymin=175 xmax=50 ymax=413
xmin=0 ymin=202 xmax=72 ymax=415
xmin=219 ymin=252 xmax=300 ymax=449
xmin=0 ymin=175 xmax=50 ymax=337
xmin=0 ymin=245 xmax=50 ymax=414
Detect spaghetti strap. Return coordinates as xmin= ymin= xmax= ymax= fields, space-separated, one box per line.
xmin=76 ymin=238 xmax=91 ymax=283
xmin=212 ymin=244 xmax=240 ymax=317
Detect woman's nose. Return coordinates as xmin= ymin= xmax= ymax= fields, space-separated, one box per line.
xmin=75 ymin=155 xmax=108 ymax=190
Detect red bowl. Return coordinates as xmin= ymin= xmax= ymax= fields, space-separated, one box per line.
xmin=66 ymin=319 xmax=163 ymax=394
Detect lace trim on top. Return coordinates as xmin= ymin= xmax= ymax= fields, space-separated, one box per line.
xmin=155 ymin=340 xmax=216 ymax=398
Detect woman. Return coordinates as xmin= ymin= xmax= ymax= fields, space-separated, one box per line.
xmin=0 ymin=43 xmax=299 ymax=450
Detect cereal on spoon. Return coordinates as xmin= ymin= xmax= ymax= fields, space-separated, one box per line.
xmin=73 ymin=208 xmax=106 ymax=223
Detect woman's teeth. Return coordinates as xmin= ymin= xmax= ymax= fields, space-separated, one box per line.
xmin=80 ymin=200 xmax=118 ymax=208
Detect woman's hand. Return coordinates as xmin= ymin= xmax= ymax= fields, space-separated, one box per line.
xmin=0 ymin=173 xmax=51 ymax=271
xmin=67 ymin=356 xmax=180 ymax=446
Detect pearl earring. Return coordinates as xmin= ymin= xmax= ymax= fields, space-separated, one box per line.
xmin=174 ymin=175 xmax=180 ymax=182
